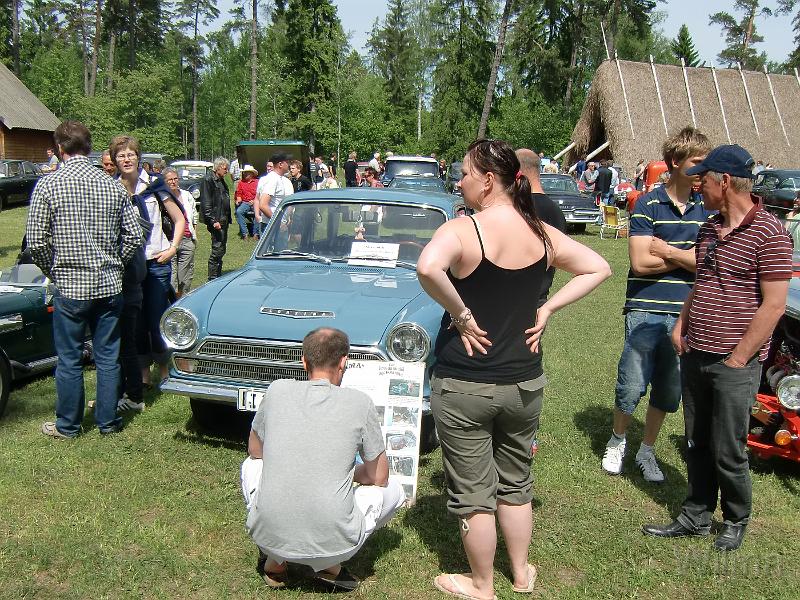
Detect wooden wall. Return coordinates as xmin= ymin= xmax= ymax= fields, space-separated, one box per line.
xmin=0 ymin=125 xmax=55 ymax=161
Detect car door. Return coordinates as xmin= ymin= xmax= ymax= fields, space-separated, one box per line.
xmin=5 ymin=162 xmax=24 ymax=203
xmin=21 ymin=162 xmax=41 ymax=202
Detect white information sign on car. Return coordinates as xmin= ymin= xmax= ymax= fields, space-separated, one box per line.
xmin=342 ymin=360 xmax=425 ymax=504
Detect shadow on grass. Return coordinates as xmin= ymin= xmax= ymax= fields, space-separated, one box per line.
xmin=749 ymin=453 xmax=800 ymax=496
xmin=403 ymin=493 xmax=465 ymax=573
xmin=574 ymin=405 xmax=687 ymax=515
xmin=0 ymin=244 xmax=21 ymax=259
xmin=174 ymin=407 xmax=252 ymax=451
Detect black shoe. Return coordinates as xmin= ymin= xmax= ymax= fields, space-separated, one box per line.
xmin=714 ymin=524 xmax=746 ymax=551
xmin=642 ymin=520 xmax=708 ymax=538
xmin=314 ymin=566 xmax=359 ymax=591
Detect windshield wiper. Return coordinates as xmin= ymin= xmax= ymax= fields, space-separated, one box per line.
xmin=333 ymin=256 xmax=416 ymax=270
xmin=260 ymin=250 xmax=331 ymax=264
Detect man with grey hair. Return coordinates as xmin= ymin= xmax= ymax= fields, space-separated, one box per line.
xmin=644 ymin=145 xmax=792 ymax=551
xmin=241 ymin=327 xmax=404 ymax=590
xmin=516 ymin=148 xmax=566 ymax=306
xmin=200 ymin=157 xmax=230 ymax=279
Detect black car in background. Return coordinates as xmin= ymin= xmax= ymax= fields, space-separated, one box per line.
xmin=540 ymin=174 xmax=600 ymax=233
xmin=448 ymin=161 xmax=463 ymax=195
xmin=754 ymin=170 xmax=800 ymax=216
xmin=0 ymin=160 xmax=43 ymax=211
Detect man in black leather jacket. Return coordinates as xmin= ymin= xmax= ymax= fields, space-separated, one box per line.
xmin=200 ymin=157 xmax=230 ymax=280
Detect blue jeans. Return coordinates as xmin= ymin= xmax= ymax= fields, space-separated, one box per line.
xmin=615 ymin=311 xmax=681 ymax=415
xmin=235 ymin=202 xmax=255 ymax=237
xmin=53 ymin=294 xmax=123 ymax=435
xmin=138 ymin=260 xmax=172 ymax=366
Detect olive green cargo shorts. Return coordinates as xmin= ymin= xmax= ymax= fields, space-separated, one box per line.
xmin=430 ymin=375 xmax=545 ymax=516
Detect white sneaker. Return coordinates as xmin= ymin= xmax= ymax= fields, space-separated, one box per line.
xmin=602 ymin=436 xmax=626 ymax=475
xmin=636 ymin=448 xmax=665 ymax=483
xmin=117 ymin=396 xmax=144 ymax=413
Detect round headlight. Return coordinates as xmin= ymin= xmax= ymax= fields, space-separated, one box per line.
xmin=191 ymin=188 xmax=201 ymax=199
xmin=776 ymin=375 xmax=800 ymax=410
xmin=160 ymin=307 xmax=198 ymax=350
xmin=386 ymin=323 xmax=430 ymax=362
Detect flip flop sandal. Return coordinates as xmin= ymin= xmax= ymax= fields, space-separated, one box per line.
xmin=512 ymin=564 xmax=537 ymax=593
xmin=314 ymin=566 xmax=359 ymax=591
xmin=433 ymin=574 xmax=497 ymax=600
xmin=261 ymin=569 xmax=288 ymax=589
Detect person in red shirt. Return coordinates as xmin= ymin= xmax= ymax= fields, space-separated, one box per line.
xmin=235 ymin=164 xmax=259 ymax=239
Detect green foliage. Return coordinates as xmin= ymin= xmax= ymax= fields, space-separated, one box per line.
xmin=23 ymin=39 xmax=84 ymax=119
xmin=709 ymin=0 xmax=771 ymax=70
xmin=488 ymin=92 xmax=575 ymax=157
xmin=671 ymin=24 xmax=701 ymax=67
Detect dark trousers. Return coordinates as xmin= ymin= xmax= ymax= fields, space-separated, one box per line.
xmin=119 ymin=302 xmax=143 ymax=402
xmin=677 ymin=351 xmax=761 ymax=530
xmin=208 ymin=222 xmax=228 ymax=280
xmin=137 ymin=260 xmax=173 ymax=367
xmin=53 ymin=294 xmax=123 ymax=435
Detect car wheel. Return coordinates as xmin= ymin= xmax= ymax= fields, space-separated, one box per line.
xmin=568 ymin=223 xmax=587 ymax=234
xmin=0 ymin=357 xmax=11 ymax=419
xmin=0 ymin=193 xmax=6 ymax=212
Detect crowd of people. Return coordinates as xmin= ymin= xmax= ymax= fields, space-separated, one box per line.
xmin=22 ymin=118 xmax=792 ymax=597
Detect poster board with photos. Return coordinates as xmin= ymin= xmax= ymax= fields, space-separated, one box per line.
xmin=342 ymin=360 xmax=425 ymax=504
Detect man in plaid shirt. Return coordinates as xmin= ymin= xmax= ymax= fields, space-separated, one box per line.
xmin=26 ymin=121 xmax=142 ymax=438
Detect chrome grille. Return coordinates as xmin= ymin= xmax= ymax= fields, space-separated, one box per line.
xmin=192 ymin=360 xmax=309 ymax=382
xmin=197 ymin=340 xmax=382 ymax=363
xmin=184 ymin=338 xmax=385 ymax=384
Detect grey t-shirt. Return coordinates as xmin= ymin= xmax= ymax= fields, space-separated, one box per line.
xmin=247 ymin=378 xmax=385 ymax=558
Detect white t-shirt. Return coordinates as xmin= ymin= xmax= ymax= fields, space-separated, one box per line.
xmin=256 ymin=171 xmax=294 ymax=216
xmin=369 ymin=158 xmax=380 ymax=172
xmin=135 ymin=171 xmax=171 ymax=260
xmin=177 ymin=188 xmax=197 ymax=238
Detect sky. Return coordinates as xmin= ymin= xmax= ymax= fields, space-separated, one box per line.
xmin=210 ymin=1 xmax=796 ymax=65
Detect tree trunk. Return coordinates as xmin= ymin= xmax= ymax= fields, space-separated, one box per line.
xmin=128 ymin=0 xmax=136 ymax=68
xmin=107 ymin=32 xmax=116 ymax=90
xmin=477 ymin=0 xmax=512 ymax=139
xmin=76 ymin=0 xmax=91 ymax=96
xmin=192 ymin=5 xmax=200 ymax=159
xmin=89 ymin=0 xmax=102 ymax=97
xmin=743 ymin=6 xmax=755 ymax=53
xmin=249 ymin=0 xmax=258 ymax=139
xmin=11 ymin=0 xmax=20 ymax=76
xmin=564 ymin=0 xmax=586 ymax=112
xmin=609 ymin=0 xmax=621 ymax=57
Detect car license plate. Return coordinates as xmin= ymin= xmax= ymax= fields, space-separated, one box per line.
xmin=237 ymin=389 xmax=265 ymax=412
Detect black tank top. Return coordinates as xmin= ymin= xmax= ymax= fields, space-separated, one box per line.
xmin=433 ymin=215 xmax=547 ymax=384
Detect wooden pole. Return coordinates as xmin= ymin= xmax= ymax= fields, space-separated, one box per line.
xmin=553 ymin=142 xmax=576 ymax=161
xmin=615 ymin=53 xmax=635 ymax=139
xmin=710 ymin=66 xmax=731 ymax=144
xmin=765 ymin=66 xmax=790 ymax=146
xmin=680 ymin=58 xmax=697 ymax=127
xmin=650 ymin=55 xmax=668 ymax=134
xmin=737 ymin=63 xmax=759 ymax=137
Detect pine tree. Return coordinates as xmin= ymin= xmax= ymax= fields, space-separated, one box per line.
xmin=670 ymin=24 xmax=700 ymax=67
xmin=709 ymin=0 xmax=771 ymax=70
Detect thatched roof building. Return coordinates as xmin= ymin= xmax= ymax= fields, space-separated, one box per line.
xmin=0 ymin=61 xmax=60 ymax=161
xmin=567 ymin=59 xmax=800 ymax=174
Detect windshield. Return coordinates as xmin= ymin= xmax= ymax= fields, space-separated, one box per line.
xmin=257 ymin=201 xmax=447 ymax=265
xmin=384 ymin=160 xmax=439 ymax=180
xmin=0 ymin=264 xmax=48 ymax=286
xmin=175 ymin=166 xmax=208 ymax=179
xmin=389 ymin=177 xmax=446 ymax=191
xmin=0 ymin=163 xmax=7 ymax=177
xmin=541 ymin=177 xmax=579 ymax=193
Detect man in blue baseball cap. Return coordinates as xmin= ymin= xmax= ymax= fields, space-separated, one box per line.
xmin=643 ymin=144 xmax=792 ymax=551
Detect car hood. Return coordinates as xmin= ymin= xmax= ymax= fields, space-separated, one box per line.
xmin=546 ymin=191 xmax=597 ymax=208
xmin=206 ymin=263 xmax=425 ymax=345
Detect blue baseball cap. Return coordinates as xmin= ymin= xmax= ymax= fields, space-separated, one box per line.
xmin=685 ymin=144 xmax=755 ymax=179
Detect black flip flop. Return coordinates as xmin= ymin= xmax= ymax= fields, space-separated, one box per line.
xmin=314 ymin=566 xmax=359 ymax=591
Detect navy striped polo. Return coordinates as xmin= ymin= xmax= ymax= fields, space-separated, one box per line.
xmin=625 ymin=186 xmax=714 ymax=314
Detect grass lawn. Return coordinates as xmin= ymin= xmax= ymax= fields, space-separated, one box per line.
xmin=1 ymin=202 xmax=799 ymax=599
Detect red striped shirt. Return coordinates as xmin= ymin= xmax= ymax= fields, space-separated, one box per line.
xmin=687 ymin=199 xmax=792 ymax=361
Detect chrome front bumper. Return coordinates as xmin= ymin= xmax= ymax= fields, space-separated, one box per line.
xmin=160 ymin=377 xmax=244 ymax=405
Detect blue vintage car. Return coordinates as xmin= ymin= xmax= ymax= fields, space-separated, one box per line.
xmin=160 ymin=188 xmax=467 ymax=449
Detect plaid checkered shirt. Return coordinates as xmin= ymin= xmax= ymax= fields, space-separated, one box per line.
xmin=26 ymin=155 xmax=143 ymax=300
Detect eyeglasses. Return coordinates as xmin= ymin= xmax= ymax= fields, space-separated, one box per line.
xmin=703 ymin=238 xmax=719 ymax=273
xmin=116 ymin=152 xmax=137 ymax=160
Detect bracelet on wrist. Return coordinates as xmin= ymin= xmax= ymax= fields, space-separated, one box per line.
xmin=450 ymin=308 xmax=472 ymax=327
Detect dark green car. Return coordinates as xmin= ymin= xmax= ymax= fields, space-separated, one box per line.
xmin=0 ymin=264 xmax=57 ymax=418
xmin=0 ymin=160 xmax=44 ymax=211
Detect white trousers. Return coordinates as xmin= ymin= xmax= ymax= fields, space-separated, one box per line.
xmin=240 ymin=456 xmax=405 ymax=571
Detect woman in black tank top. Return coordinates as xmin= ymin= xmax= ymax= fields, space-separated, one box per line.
xmin=417 ymin=140 xmax=610 ymax=600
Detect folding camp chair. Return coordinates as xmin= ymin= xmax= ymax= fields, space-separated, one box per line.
xmin=600 ymin=205 xmax=629 ymax=240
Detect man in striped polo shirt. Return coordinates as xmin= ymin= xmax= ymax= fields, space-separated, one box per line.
xmin=603 ymin=128 xmax=712 ymax=481
xmin=643 ymin=144 xmax=792 ymax=551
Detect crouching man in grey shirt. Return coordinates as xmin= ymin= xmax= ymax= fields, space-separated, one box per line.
xmin=241 ymin=327 xmax=405 ymax=591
